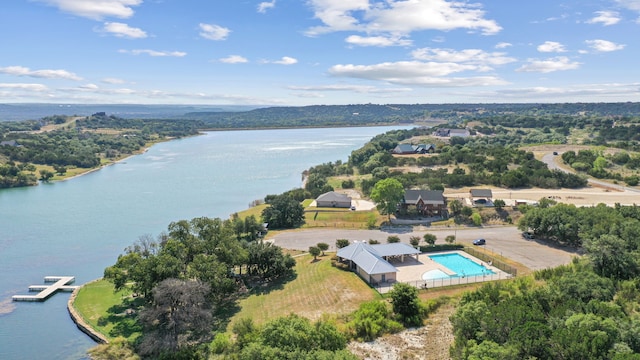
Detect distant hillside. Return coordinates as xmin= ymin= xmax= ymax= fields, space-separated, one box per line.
xmin=0 ymin=104 xmax=257 ymax=122
xmin=183 ymin=102 xmax=640 ymax=129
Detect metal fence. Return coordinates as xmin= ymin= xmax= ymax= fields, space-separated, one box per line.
xmin=374 ymin=271 xmax=513 ymax=293
xmin=462 ymin=246 xmax=518 ymax=276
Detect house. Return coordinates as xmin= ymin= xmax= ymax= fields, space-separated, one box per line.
xmin=414 ymin=144 xmax=436 ymax=154
xmin=392 ymin=143 xmax=416 ymax=154
xmin=433 ymin=128 xmax=471 ymax=138
xmin=337 ymin=242 xmax=421 ymax=285
xmin=0 ymin=140 xmax=20 ymax=147
xmin=401 ymin=190 xmax=447 ymax=217
xmin=470 ymin=189 xmax=493 ymax=206
xmin=392 ymin=143 xmax=436 ymax=155
xmin=315 ymin=191 xmax=352 ymax=208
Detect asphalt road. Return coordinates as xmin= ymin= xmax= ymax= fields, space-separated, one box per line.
xmin=542 ymin=151 xmax=640 ymax=193
xmin=269 ymin=226 xmax=576 ymax=271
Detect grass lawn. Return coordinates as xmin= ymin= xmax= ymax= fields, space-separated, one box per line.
xmin=235 ymin=203 xmax=269 ymax=220
xmin=303 ymin=209 xmax=383 ymax=229
xmin=228 ymin=254 xmax=380 ymax=329
xmin=73 ymin=279 xmax=143 ymax=342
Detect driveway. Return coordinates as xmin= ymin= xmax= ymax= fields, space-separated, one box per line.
xmin=268 ymin=226 xmax=576 ymax=271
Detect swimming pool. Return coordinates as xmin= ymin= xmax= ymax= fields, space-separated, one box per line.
xmin=426 ymin=253 xmax=495 ymax=278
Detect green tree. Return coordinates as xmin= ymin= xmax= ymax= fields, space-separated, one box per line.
xmin=39 ymin=169 xmax=54 ymax=182
xmin=317 ymin=242 xmax=329 ymax=256
xmin=449 ymin=199 xmax=463 ymax=216
xmin=336 ymin=239 xmax=350 ymax=249
xmin=584 ymin=234 xmax=640 ymax=280
xmin=309 ymin=246 xmax=321 ymax=260
xmin=493 ymin=199 xmax=505 ymax=210
xmin=387 ymin=235 xmax=400 ymax=243
xmin=409 ymin=236 xmax=420 ymax=247
xmin=471 ymin=213 xmax=482 ymax=226
xmin=261 ymin=194 xmax=305 ymax=229
xmin=370 ymin=178 xmax=404 ymax=221
xmin=388 ymin=282 xmax=423 ymax=326
xmin=137 ymin=279 xmax=212 ymax=357
xmin=423 ymin=233 xmax=436 ymax=246
xmin=445 ymin=235 xmax=456 ymax=244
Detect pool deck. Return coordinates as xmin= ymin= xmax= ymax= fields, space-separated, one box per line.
xmin=377 ymin=251 xmax=510 ymax=293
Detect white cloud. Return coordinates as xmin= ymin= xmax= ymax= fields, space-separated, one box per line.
xmin=305 ymin=0 xmax=501 ymax=36
xmin=471 ymin=82 xmax=640 ymax=101
xmin=586 ymin=10 xmax=621 ymax=25
xmin=288 ymin=84 xmax=412 ymax=94
xmin=586 ymin=39 xmax=626 ymax=52
xmin=199 ymin=23 xmax=231 ymax=41
xmin=79 ymin=83 xmax=100 ymax=90
xmin=537 ymin=41 xmax=567 ymax=53
xmin=411 ymin=48 xmax=516 ymax=67
xmin=615 ymin=0 xmax=640 ymax=11
xmin=102 ymin=22 xmax=147 ymax=38
xmin=219 ymin=55 xmax=248 ymax=64
xmin=345 ymin=35 xmax=412 ymax=47
xmin=0 ymin=65 xmax=82 ymax=80
xmin=119 ymin=49 xmax=187 ymax=57
xmin=0 ymin=83 xmax=49 ymax=91
xmin=257 ymin=0 xmax=276 ymax=13
xmin=273 ymin=56 xmax=298 ymax=65
xmin=516 ymin=57 xmax=581 ymax=73
xmin=495 ymin=42 xmax=512 ymax=49
xmin=36 ymin=0 xmax=142 ymax=20
xmin=102 ymin=77 xmax=126 ymax=84
xmin=328 ymin=61 xmax=508 ymax=86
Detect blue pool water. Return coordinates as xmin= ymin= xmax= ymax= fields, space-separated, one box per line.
xmin=428 ymin=253 xmax=495 ymax=278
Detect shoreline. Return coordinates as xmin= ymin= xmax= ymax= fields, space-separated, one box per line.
xmin=67 ymin=279 xmax=109 ymax=344
xmin=59 ymin=148 xmax=149 ymax=183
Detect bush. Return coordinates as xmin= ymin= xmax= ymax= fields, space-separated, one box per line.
xmin=387 ymin=235 xmax=400 ymax=243
xmin=345 ymin=301 xmax=403 ymax=341
xmin=341 ymin=179 xmax=355 ymax=189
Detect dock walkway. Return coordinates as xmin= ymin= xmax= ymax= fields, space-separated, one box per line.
xmin=12 ymin=276 xmax=78 ymax=302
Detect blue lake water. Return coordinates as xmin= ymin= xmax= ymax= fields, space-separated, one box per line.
xmin=0 ymin=126 xmax=411 ymax=360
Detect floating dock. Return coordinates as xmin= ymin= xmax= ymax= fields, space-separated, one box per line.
xmin=12 ymin=276 xmax=78 ymax=302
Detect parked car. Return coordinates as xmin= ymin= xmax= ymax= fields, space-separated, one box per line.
xmin=552 ymin=151 xmax=558 ymax=155
xmin=522 ymin=231 xmax=535 ymax=240
xmin=473 ymin=238 xmax=486 ymax=245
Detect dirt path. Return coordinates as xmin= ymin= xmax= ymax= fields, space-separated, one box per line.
xmin=348 ymin=304 xmax=456 ymax=360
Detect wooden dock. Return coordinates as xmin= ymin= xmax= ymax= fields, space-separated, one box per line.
xmin=12 ymin=276 xmax=78 ymax=302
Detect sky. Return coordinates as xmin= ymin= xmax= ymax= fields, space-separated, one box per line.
xmin=0 ymin=0 xmax=639 ymax=106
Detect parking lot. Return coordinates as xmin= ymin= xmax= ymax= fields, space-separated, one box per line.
xmin=269 ymin=226 xmax=577 ymax=272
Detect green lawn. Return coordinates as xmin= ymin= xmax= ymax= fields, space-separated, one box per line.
xmin=303 ymin=208 xmax=383 ymax=229
xmin=228 ymin=254 xmax=379 ymax=329
xmin=73 ymin=279 xmax=143 ymax=342
xmin=235 ymin=203 xmax=269 ymax=220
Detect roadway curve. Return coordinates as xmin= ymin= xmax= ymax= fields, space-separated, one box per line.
xmin=542 ymin=151 xmax=640 ymax=193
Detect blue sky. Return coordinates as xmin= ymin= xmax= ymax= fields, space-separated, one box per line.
xmin=1 ymin=0 xmax=639 ymax=105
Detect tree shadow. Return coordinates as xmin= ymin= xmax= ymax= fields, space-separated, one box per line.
xmin=211 ymin=271 xmax=298 ymax=332
xmin=96 ymin=296 xmax=145 ymax=339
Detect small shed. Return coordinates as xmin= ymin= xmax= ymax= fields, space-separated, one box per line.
xmin=316 ymin=191 xmax=352 ymax=208
xmin=470 ymin=189 xmax=493 ymax=206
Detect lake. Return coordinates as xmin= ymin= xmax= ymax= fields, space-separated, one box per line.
xmin=0 ymin=125 xmax=411 ymax=359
